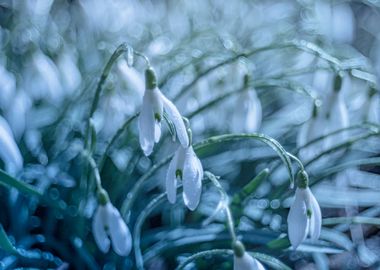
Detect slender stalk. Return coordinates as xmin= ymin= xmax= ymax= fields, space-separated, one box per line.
xmin=175 ymin=249 xmax=233 ymax=270
xmin=121 ymin=133 xmax=294 ymax=216
xmin=82 ymin=151 xmax=102 ymax=191
xmin=98 ymin=113 xmax=139 ymax=171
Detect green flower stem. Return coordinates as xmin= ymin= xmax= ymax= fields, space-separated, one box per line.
xmin=303 ymin=132 xmax=379 ymax=167
xmin=133 ymin=192 xmax=171 ymax=269
xmin=296 ymin=123 xmax=379 ymax=154
xmin=187 ymin=78 xmax=317 ymax=119
xmin=98 ymin=113 xmax=139 ymax=171
xmin=84 ymin=43 xmax=150 ymax=150
xmin=323 ymin=216 xmax=380 ymax=226
xmin=173 ymin=40 xmax=373 ymax=102
xmin=175 ymin=249 xmax=233 ymax=270
xmin=121 ymin=154 xmax=174 ymax=217
xmin=268 ymin=123 xmax=379 ymax=191
xmin=81 ymin=151 xmax=102 ymax=192
xmin=205 ymin=172 xmax=237 ymax=242
xmin=121 ymin=133 xmax=294 ymax=216
xmin=85 ymin=43 xmax=130 ymax=149
xmin=173 ymin=43 xmax=295 ymax=101
xmin=286 ymin=152 xmax=305 ymax=171
xmin=311 ymin=157 xmax=380 ymax=185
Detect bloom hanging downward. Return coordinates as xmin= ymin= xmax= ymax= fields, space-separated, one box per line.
xmin=297 ymin=103 xmax=325 ymax=161
xmin=287 ymin=171 xmax=322 ymax=249
xmin=138 ymin=67 xmax=189 ymax=156
xmin=0 ymin=116 xmax=23 ymax=174
xmin=323 ymin=74 xmax=349 ymax=149
xmin=231 ymin=75 xmax=262 ymax=133
xmin=92 ymin=190 xmax=132 ymax=256
xmin=166 ymin=145 xmax=203 ymax=211
xmin=233 ymin=241 xmax=265 ymax=270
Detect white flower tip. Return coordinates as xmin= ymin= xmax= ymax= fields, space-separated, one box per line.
xmin=234 ymin=253 xmax=265 ymax=270
xmin=287 ymin=188 xmax=309 ymax=249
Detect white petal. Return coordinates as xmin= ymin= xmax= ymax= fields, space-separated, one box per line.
xmin=306 ymin=188 xmax=322 ymax=240
xmin=182 ymin=147 xmax=203 ymax=211
xmin=234 ymin=253 xmax=265 ymax=270
xmin=138 ymin=91 xmax=155 ymax=156
xmin=166 ymin=149 xmax=180 ymax=204
xmin=107 ymin=204 xmax=132 ymax=256
xmin=244 ymin=90 xmax=262 ymax=133
xmin=0 ymin=116 xmax=23 ymax=173
xmin=154 ymin=121 xmax=161 ymax=143
xmin=368 ymin=94 xmax=380 ymax=124
xmin=160 ymin=92 xmax=189 ymax=147
xmin=92 ymin=205 xmax=110 ymax=253
xmin=287 ymin=188 xmax=309 ymax=249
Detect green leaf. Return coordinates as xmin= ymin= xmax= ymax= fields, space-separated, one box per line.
xmin=194 ymin=133 xmax=294 ymax=186
xmin=231 ymin=168 xmax=270 ymax=206
xmin=0 ymin=169 xmax=42 ymax=197
xmin=250 ymin=252 xmax=292 ymax=270
xmin=0 ymin=224 xmax=18 ymax=254
xmin=266 ymin=236 xmax=291 ymax=250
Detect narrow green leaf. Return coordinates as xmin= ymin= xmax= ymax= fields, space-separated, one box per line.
xmin=323 ymin=216 xmax=380 ymax=227
xmin=0 ymin=169 xmax=42 ymax=197
xmin=231 ymin=168 xmax=270 ymax=206
xmin=0 ymin=224 xmax=18 ymax=254
xmin=250 ymin=252 xmax=292 ymax=270
xmin=194 ymin=133 xmax=294 ymax=186
xmin=266 ymin=236 xmax=290 ymax=250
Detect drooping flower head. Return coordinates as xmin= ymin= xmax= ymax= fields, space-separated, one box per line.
xmin=231 ymin=74 xmax=262 ymax=133
xmin=138 ymin=67 xmax=189 ymax=156
xmin=297 ymin=102 xmax=325 ymax=161
xmin=92 ymin=189 xmax=132 ymax=256
xmin=233 ymin=241 xmax=265 ymax=270
xmin=166 ymin=145 xmax=203 ymax=211
xmin=323 ymin=74 xmax=349 ymax=149
xmin=287 ymin=170 xmax=322 ymax=249
xmin=0 ymin=116 xmax=23 ymax=174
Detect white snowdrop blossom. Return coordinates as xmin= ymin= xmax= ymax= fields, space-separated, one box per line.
xmin=0 ymin=116 xmax=23 ymax=174
xmin=92 ymin=202 xmax=132 ymax=256
xmin=234 ymin=252 xmax=265 ymax=270
xmin=324 ymin=82 xmax=349 ymax=149
xmin=287 ymin=187 xmax=322 ymax=249
xmin=166 ymin=145 xmax=203 ymax=211
xmin=297 ymin=106 xmax=325 ymax=161
xmin=138 ymin=67 xmax=189 ymax=156
xmin=231 ymin=89 xmax=262 ymax=133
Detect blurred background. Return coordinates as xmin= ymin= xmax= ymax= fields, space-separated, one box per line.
xmin=0 ymin=0 xmax=380 ymax=269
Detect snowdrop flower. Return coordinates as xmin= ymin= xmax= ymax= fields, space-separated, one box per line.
xmin=297 ymin=104 xmax=325 ymax=161
xmin=323 ymin=75 xmax=349 ymax=149
xmin=287 ymin=171 xmax=322 ymax=249
xmin=0 ymin=116 xmax=23 ymax=174
xmin=233 ymin=241 xmax=265 ymax=270
xmin=92 ymin=190 xmax=132 ymax=256
xmin=231 ymin=89 xmax=262 ymax=133
xmin=367 ymin=89 xmax=379 ymax=124
xmin=231 ymin=75 xmax=262 ymax=133
xmin=139 ymin=67 xmax=189 ymax=156
xmin=166 ymin=145 xmax=203 ymax=210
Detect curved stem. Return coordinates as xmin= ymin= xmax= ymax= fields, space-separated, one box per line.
xmin=304 ymin=132 xmax=378 ymax=167
xmin=172 ymin=39 xmax=373 ymax=102
xmin=98 ymin=113 xmax=139 ymax=170
xmin=205 ymin=172 xmax=237 ymax=242
xmin=82 ymin=150 xmax=102 ymax=191
xmin=121 ymin=133 xmax=294 ymax=216
xmin=175 ymin=249 xmax=233 ymax=270
xmin=287 ymin=152 xmax=305 ymax=171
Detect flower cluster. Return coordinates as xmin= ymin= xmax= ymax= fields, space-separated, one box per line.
xmin=138 ymin=66 xmax=204 ymax=210
xmin=92 ymin=64 xmax=204 ymax=255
